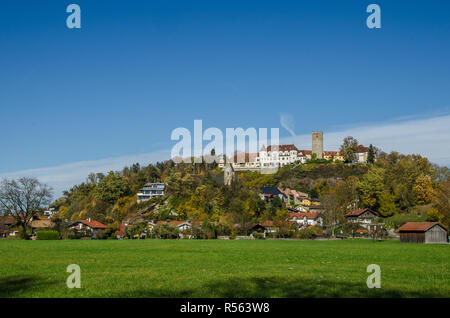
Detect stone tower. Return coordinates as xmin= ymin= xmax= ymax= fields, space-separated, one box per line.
xmin=312 ymin=132 xmax=323 ymax=159
xmin=224 ymin=162 xmax=235 ymax=186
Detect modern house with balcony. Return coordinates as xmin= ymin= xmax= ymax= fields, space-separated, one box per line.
xmin=137 ymin=183 xmax=165 ymax=203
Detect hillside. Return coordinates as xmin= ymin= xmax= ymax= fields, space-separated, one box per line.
xmin=48 ymin=151 xmax=450 ymax=236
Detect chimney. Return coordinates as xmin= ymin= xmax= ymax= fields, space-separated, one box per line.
xmin=88 ymin=217 xmax=91 ymax=222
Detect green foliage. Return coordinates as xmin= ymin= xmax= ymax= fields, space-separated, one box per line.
xmin=50 ymin=149 xmax=446 ymax=233
xmin=368 ymin=144 xmax=376 ymax=164
xmin=340 ymin=136 xmax=359 ymax=163
xmin=153 ymin=223 xmax=179 ymax=239
xmin=296 ymin=228 xmax=316 ymax=239
xmin=96 ymin=171 xmax=130 ymax=204
xmin=36 ymin=230 xmax=59 ymax=240
xmin=126 ymin=219 xmax=148 ymax=238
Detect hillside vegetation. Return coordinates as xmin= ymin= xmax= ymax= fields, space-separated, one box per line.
xmin=49 ymin=151 xmax=450 ymax=234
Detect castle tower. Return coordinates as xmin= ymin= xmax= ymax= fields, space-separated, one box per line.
xmin=312 ymin=132 xmax=323 ymax=159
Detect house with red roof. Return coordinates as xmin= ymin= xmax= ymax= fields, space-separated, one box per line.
xmin=344 ymin=208 xmax=381 ymax=228
xmin=68 ymin=218 xmax=108 ymax=238
xmin=0 ymin=215 xmax=18 ymax=238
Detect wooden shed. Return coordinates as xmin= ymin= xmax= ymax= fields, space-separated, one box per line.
xmin=398 ymin=222 xmax=448 ymax=244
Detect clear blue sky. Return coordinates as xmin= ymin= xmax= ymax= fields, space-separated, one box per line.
xmin=1 ymin=0 xmax=450 ymax=174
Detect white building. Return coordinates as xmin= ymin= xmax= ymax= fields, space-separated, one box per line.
xmin=137 ymin=183 xmax=165 ymax=203
xmin=258 ymin=144 xmax=306 ymax=168
xmin=289 ymin=212 xmax=323 ymax=227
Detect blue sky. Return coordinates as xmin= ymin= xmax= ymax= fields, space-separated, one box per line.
xmin=1 ymin=1 xmax=450 ymax=195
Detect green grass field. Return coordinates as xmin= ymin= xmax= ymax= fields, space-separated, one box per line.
xmin=0 ymin=239 xmax=448 ymax=298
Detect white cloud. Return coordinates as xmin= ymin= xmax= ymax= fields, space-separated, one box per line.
xmin=281 ymin=114 xmax=450 ymax=166
xmin=0 ymin=150 xmax=170 ymax=198
xmin=1 ymin=114 xmax=449 ymax=200
xmin=280 ymin=113 xmax=296 ymax=137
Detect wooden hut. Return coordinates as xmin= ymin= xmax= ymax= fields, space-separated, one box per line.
xmin=398 ymin=222 xmax=448 ymax=244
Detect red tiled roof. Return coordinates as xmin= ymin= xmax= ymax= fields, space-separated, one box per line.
xmin=398 ymin=222 xmax=446 ymax=232
xmin=324 ymin=151 xmax=340 ymax=156
xmin=358 ymin=145 xmax=370 ymax=153
xmin=267 ymin=144 xmax=299 ymax=152
xmin=355 ymin=229 xmax=374 ymax=233
xmin=298 ymin=150 xmax=312 ymax=155
xmin=79 ymin=219 xmax=108 ymax=229
xmin=261 ymin=220 xmax=274 ymax=227
xmin=0 ymin=216 xmax=16 ymax=225
xmin=344 ymin=208 xmax=379 ymax=217
xmin=290 ymin=212 xmax=319 ymax=219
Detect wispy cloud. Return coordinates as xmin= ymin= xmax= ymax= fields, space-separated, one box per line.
xmin=280 ymin=113 xmax=296 ymax=137
xmin=1 ymin=114 xmax=449 ymax=199
xmin=0 ymin=150 xmax=170 ymax=198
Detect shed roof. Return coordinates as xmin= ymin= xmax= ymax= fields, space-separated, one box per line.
xmin=398 ymin=222 xmax=447 ymax=232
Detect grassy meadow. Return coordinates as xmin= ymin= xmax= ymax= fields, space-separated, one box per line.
xmin=0 ymin=239 xmax=448 ymax=298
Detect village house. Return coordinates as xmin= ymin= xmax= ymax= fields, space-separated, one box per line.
xmin=137 ymin=183 xmax=165 ymax=203
xmin=344 ymin=208 xmax=381 ymax=228
xmin=280 ymin=188 xmax=309 ymax=207
xmin=398 ymin=222 xmax=448 ymax=244
xmin=67 ymin=218 xmax=108 ymax=238
xmin=0 ymin=215 xmax=18 ymax=238
xmin=31 ymin=218 xmax=56 ymax=231
xmin=259 ymin=186 xmax=285 ymax=202
xmin=43 ymin=207 xmax=57 ymax=217
xmin=289 ymin=212 xmax=323 ymax=227
xmin=355 ymin=145 xmax=370 ymax=163
xmin=156 ymin=220 xmax=192 ymax=232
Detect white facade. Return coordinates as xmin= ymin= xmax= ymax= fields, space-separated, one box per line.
xmin=137 ymin=183 xmax=165 ymax=203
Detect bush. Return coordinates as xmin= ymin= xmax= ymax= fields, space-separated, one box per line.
xmin=252 ymin=231 xmax=265 ymax=239
xmin=296 ymin=228 xmax=316 ymax=239
xmin=36 ymin=230 xmax=60 ymax=240
xmin=308 ymin=226 xmax=323 ymax=234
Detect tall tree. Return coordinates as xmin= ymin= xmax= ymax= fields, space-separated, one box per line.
xmin=0 ymin=177 xmax=52 ymax=239
xmin=339 ymin=136 xmax=359 ymax=163
xmin=432 ymin=181 xmax=450 ymax=229
xmin=413 ymin=174 xmax=435 ymax=204
xmin=367 ymin=144 xmax=376 ymax=164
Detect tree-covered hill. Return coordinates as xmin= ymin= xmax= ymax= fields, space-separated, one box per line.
xmin=50 ymin=151 xmax=450 ymax=233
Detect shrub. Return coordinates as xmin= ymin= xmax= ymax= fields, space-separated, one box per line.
xmin=308 ymin=226 xmax=323 ymax=234
xmin=36 ymin=230 xmax=60 ymax=240
xmin=252 ymin=231 xmax=265 ymax=239
xmin=296 ymin=228 xmax=316 ymax=239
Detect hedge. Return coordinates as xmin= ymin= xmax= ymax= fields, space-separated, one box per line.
xmin=36 ymin=230 xmax=60 ymax=240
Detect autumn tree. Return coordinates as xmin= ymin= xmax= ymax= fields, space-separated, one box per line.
xmin=367 ymin=144 xmax=376 ymax=164
xmin=413 ymin=174 xmax=435 ymax=204
xmin=96 ymin=171 xmax=130 ymax=204
xmin=0 ymin=177 xmax=52 ymax=239
xmin=339 ymin=136 xmax=359 ymax=163
xmin=432 ymin=181 xmax=450 ymax=229
xmin=358 ymin=167 xmax=385 ymax=209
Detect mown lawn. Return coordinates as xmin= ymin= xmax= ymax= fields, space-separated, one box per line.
xmin=0 ymin=239 xmax=448 ymax=298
